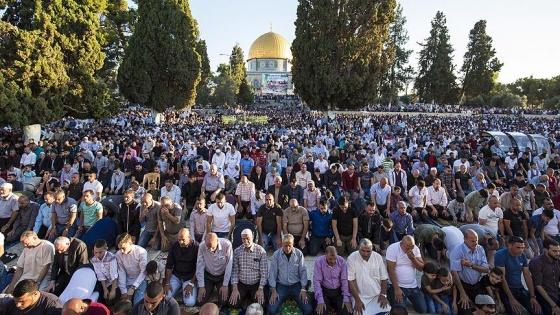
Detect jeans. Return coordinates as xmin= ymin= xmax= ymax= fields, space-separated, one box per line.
xmin=427 ymin=294 xmax=453 ymax=315
xmin=215 ymin=232 xmax=228 ymax=238
xmin=127 ymin=280 xmax=147 ymax=305
xmin=330 ymin=187 xmax=341 ymax=201
xmin=261 ymin=232 xmax=280 ymax=251
xmin=425 ymin=294 xmax=437 ymax=313
xmin=48 ymin=222 xmax=77 ymax=243
xmin=138 ymin=230 xmax=160 ymax=250
xmin=0 ymin=263 xmax=13 ymax=293
xmin=168 ymin=275 xmax=197 ymax=306
xmin=388 ymin=285 xmax=427 ymax=314
xmin=268 ymin=283 xmax=313 ymax=314
xmin=308 ymin=235 xmax=330 ymax=256
xmin=500 ymin=287 xmax=543 ymax=315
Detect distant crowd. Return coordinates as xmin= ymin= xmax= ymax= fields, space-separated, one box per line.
xmin=1 ymin=106 xmax=560 ymax=314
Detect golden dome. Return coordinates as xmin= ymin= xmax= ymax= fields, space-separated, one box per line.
xmin=248 ymin=31 xmax=292 ymax=60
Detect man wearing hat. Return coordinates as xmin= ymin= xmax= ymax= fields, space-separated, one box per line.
xmin=473 ymin=295 xmax=497 ymax=315
xmin=212 ymin=148 xmax=225 ymax=173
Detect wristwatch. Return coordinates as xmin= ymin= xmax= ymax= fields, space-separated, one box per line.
xmin=380 ymin=293 xmax=387 ymax=297
xmin=258 ymin=285 xmax=264 ymax=290
xmin=131 ymin=285 xmax=137 ymax=291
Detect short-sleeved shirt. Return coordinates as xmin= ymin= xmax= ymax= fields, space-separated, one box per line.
xmin=207 ymin=202 xmax=236 ymax=233
xmin=386 ymin=242 xmax=421 ymax=289
xmin=157 ymin=204 xmax=185 ymax=234
xmin=257 ymin=204 xmax=283 ymax=234
xmin=358 ymin=170 xmax=374 ymax=189
xmin=332 ymin=207 xmax=358 ymax=237
xmin=52 ymin=197 xmax=78 ymax=225
xmin=283 ymin=206 xmax=309 ymax=236
xmin=17 ymin=240 xmax=55 ymax=281
xmin=494 ymin=248 xmax=527 ymax=289
xmin=478 ymin=206 xmax=503 ymax=234
xmin=454 ymin=172 xmax=470 ymax=190
xmin=0 ymin=193 xmax=19 ymax=219
xmin=528 ymin=215 xmax=548 ymax=238
xmin=79 ymin=201 xmax=103 ymax=227
xmin=503 ymin=209 xmax=526 ymax=237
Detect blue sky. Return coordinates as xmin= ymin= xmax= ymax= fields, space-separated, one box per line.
xmin=181 ymin=1 xmax=558 ymax=84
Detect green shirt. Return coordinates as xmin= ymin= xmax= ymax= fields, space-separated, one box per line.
xmin=413 ymin=224 xmax=445 ymax=245
xmin=79 ymin=201 xmax=103 ymax=227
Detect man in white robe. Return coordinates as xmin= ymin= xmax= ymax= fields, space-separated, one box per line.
xmin=347 ymin=238 xmax=391 ymax=315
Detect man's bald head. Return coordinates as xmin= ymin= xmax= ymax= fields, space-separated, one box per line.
xmin=199 ymin=302 xmax=220 ymax=315
xmin=400 ymin=235 xmax=416 ymax=251
xmin=62 ymin=298 xmax=86 ymax=315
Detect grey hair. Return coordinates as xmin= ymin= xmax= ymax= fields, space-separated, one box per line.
xmin=246 ymin=303 xmax=264 ymax=315
xmin=359 ymin=238 xmax=373 ymax=248
xmin=283 ymin=234 xmax=295 ymax=243
xmin=54 ymin=236 xmax=70 ymax=247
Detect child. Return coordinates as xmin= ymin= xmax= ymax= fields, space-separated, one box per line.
xmin=420 ymin=262 xmax=440 ymax=314
xmin=447 ymin=196 xmax=465 ymax=222
xmin=432 ymin=267 xmax=456 ymax=315
xmin=113 ymin=299 xmax=132 ymax=315
xmin=480 ymin=266 xmax=505 ymax=313
xmin=21 ymin=165 xmax=36 ymax=182
xmin=378 ymin=218 xmax=394 ymax=255
xmin=145 ymin=260 xmax=165 ymax=284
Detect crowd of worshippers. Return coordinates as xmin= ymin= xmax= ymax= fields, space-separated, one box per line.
xmin=1 ymin=111 xmax=560 ymax=314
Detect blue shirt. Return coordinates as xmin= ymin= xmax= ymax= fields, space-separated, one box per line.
xmin=494 ymin=248 xmax=527 ymax=289
xmin=269 ymin=247 xmax=307 ymax=288
xmin=308 ymin=209 xmax=333 ymax=238
xmin=528 ymin=215 xmax=548 ymax=238
xmin=450 ymin=243 xmax=489 ymax=285
xmin=389 ymin=211 xmax=413 ymax=236
xmin=240 ymin=158 xmax=254 ymax=175
xmin=34 ymin=202 xmax=53 ymax=233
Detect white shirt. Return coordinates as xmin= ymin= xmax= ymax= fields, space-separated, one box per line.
xmin=427 ymin=186 xmax=448 ymax=207
xmin=533 ymin=208 xmax=560 ymax=236
xmin=442 ymin=226 xmax=464 ymax=251
xmin=408 ymin=186 xmax=427 ymax=208
xmin=212 ymin=153 xmax=226 ymax=172
xmin=347 ymin=250 xmax=387 ymax=299
xmin=478 ymin=205 xmax=503 ymax=234
xmin=83 ymin=180 xmax=103 ymax=196
xmin=20 ymin=152 xmax=37 ymax=166
xmin=116 ymin=245 xmax=147 ymax=293
xmin=386 ymin=242 xmax=421 ymax=288
xmin=314 ymin=159 xmax=328 ymax=174
xmin=160 ymin=185 xmax=181 ymax=204
xmin=207 ymin=202 xmax=236 ymax=233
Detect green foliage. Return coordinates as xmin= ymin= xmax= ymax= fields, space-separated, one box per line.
xmin=379 ymin=4 xmax=414 ymax=104
xmin=195 ymin=39 xmax=212 ymax=106
xmin=292 ymin=0 xmax=397 ymax=110
xmin=544 ymin=96 xmax=560 ymax=109
xmin=236 ymin=79 xmax=254 ymax=105
xmin=508 ymin=76 xmax=547 ymax=108
xmin=460 ymin=20 xmax=503 ymax=102
xmin=490 ymin=91 xmax=524 ymax=108
xmin=230 ymin=44 xmax=247 ymax=93
xmin=211 ymin=75 xmax=236 ymax=107
xmin=414 ymin=11 xmax=459 ymax=104
xmin=118 ymin=0 xmax=201 ymax=113
xmin=0 ymin=0 xmax=114 ymax=125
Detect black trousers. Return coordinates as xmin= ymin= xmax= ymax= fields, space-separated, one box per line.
xmin=197 ymin=271 xmax=229 ymax=306
xmin=314 ymin=286 xmax=351 ymax=315
xmin=54 ymin=273 xmax=71 ymax=296
xmin=457 ymin=281 xmax=482 ymax=315
xmin=229 ymin=282 xmax=268 ymax=309
xmin=293 ymin=235 xmax=308 ymax=256
xmin=428 ymin=204 xmax=453 ymax=221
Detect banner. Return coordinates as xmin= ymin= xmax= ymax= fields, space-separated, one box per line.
xmin=262 ymin=74 xmax=289 ymax=94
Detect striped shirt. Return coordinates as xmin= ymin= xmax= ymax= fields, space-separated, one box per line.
xmin=196 ymin=238 xmax=233 ymax=287
xmin=91 ymin=251 xmax=118 ymax=287
xmin=231 ymin=243 xmax=268 ymax=286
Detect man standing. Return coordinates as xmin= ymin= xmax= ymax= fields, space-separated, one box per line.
xmin=45 ymin=236 xmax=88 ymax=295
xmin=370 ymin=177 xmax=391 ymax=217
xmin=495 ymin=236 xmax=542 ymax=315
xmin=206 ymin=193 xmax=236 ymax=239
xmin=478 ymin=196 xmax=505 ymax=246
xmin=267 ymin=234 xmax=312 ymax=315
xmin=235 ymin=175 xmax=256 ymax=220
xmin=116 ymin=233 xmax=148 ymax=305
xmin=386 ymin=235 xmax=427 ymax=313
xmin=164 ymin=228 xmax=199 ymax=307
xmin=450 ymin=229 xmax=490 ymax=315
xmin=283 ymin=199 xmax=309 ymax=255
xmin=331 ymin=196 xmax=358 ymax=256
xmin=157 ymin=196 xmax=184 ymax=252
xmin=196 ymin=233 xmax=233 ymax=308
xmin=229 ymin=229 xmax=268 ymax=310
xmin=5 ymin=231 xmax=54 ymax=293
xmin=529 ymin=239 xmax=560 ymax=315
xmin=347 ymin=239 xmax=391 ymax=315
xmin=314 ymin=246 xmax=353 ymax=315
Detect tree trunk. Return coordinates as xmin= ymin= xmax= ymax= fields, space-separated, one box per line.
xmin=23 ymin=124 xmax=41 ymax=145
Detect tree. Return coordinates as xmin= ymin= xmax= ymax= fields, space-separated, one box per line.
xmin=229 ymin=44 xmax=247 ymax=94
xmin=195 ymin=39 xmax=212 ymax=106
xmin=490 ymin=91 xmax=524 ymax=108
xmin=460 ymin=20 xmax=503 ymax=102
xmin=0 ymin=0 xmax=116 ymax=125
xmin=414 ymin=11 xmax=459 ymax=104
xmin=292 ymin=0 xmax=397 ymax=110
xmin=118 ymin=0 xmax=201 ymax=112
xmin=210 ymin=76 xmax=236 ymax=107
xmin=236 ymin=80 xmax=254 ymax=105
xmin=379 ymin=4 xmax=414 ymax=104
xmin=508 ymin=76 xmax=547 ymax=108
